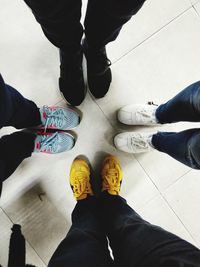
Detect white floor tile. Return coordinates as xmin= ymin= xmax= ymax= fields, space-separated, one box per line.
xmin=107 ymin=0 xmax=191 ymax=62
xmin=191 ymin=0 xmax=200 ymax=5
xmin=138 ymin=195 xmax=196 ymax=246
xmin=96 ymin=8 xmax=200 ymax=127
xmin=0 ymin=208 xmax=46 ymax=267
xmin=1 ymin=192 xmax=68 ymax=265
xmin=134 ymin=120 xmax=200 ymax=190
xmin=0 ymin=0 xmax=62 ymax=107
xmin=194 ymin=1 xmax=200 ymax=14
xmin=163 ymin=170 xmax=200 ymax=247
xmin=135 ymin=148 xmax=191 ymax=191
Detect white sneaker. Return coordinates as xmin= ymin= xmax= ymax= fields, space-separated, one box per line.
xmin=114 ymin=132 xmax=156 ymax=154
xmin=118 ymin=103 xmax=159 ymax=125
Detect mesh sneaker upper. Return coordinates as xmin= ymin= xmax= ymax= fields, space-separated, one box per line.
xmin=40 ymin=106 xmax=80 ymax=131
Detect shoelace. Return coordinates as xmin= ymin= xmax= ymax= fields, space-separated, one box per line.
xmin=103 ymin=168 xmax=120 ymax=192
xmin=135 ymin=107 xmax=156 ymax=124
xmin=130 ymin=134 xmax=149 ymax=149
xmin=43 ymin=106 xmax=66 ymax=132
xmin=38 ymin=132 xmax=59 ymax=153
xmin=73 ymin=172 xmax=91 ymax=197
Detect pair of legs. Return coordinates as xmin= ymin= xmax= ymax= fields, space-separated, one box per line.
xmin=48 ymin=156 xmax=200 ymax=267
xmin=23 ymin=0 xmax=146 ymax=105
xmin=0 ymin=74 xmax=40 ymax=196
xmin=0 ymin=74 xmax=80 ymax=197
xmin=115 ymin=81 xmax=200 ymax=169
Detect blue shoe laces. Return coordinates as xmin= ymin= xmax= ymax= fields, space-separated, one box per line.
xmin=43 ymin=106 xmax=66 ymax=132
xmin=38 ymin=132 xmax=59 ymax=153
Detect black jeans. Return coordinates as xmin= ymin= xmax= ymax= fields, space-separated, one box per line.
xmin=48 ymin=193 xmax=200 ymax=267
xmin=152 ymin=81 xmax=200 ymax=169
xmin=0 ymin=74 xmax=41 ymax=196
xmin=23 ymin=0 xmax=146 ymax=50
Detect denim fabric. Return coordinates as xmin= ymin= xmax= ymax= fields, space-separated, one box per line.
xmin=156 ymin=81 xmax=200 ymax=123
xmin=48 ymin=193 xmax=200 ymax=267
xmin=152 ymin=129 xmax=200 ymax=169
xmin=23 ymin=0 xmax=146 ymax=50
xmin=152 ymin=81 xmax=200 ymax=169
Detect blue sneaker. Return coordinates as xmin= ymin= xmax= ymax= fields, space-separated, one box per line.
xmin=40 ymin=106 xmax=80 ymax=131
xmin=34 ymin=131 xmax=75 ymax=154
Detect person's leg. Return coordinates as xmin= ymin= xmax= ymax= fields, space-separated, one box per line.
xmin=23 ymin=0 xmax=85 ymax=106
xmin=156 ymin=81 xmax=200 ymax=123
xmin=48 ymin=198 xmax=113 ymax=267
xmin=0 ymin=76 xmax=39 ymax=188
xmin=0 ymin=74 xmax=41 ymax=129
xmin=84 ymin=0 xmax=146 ymax=48
xmin=48 ymin=158 xmax=113 ymax=267
xmin=0 ymin=75 xmax=80 ymax=196
xmin=152 ymin=129 xmax=200 ymax=169
xmin=0 ymin=128 xmax=78 ymax=197
xmin=0 ymin=73 xmax=80 ymax=131
xmin=114 ymin=129 xmax=200 ymax=169
xmin=0 ymin=75 xmax=36 ymax=195
xmin=0 ymin=131 xmax=36 ymax=197
xmin=117 ymin=81 xmax=200 ymax=126
xmin=24 ymin=0 xmax=82 ymax=52
xmin=101 ymin=193 xmax=200 ymax=267
xmin=83 ymin=0 xmax=146 ymax=99
xmin=100 ymin=155 xmax=200 ymax=267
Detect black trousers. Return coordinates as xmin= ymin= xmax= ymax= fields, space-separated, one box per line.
xmin=48 ymin=193 xmax=200 ymax=267
xmin=0 ymin=74 xmax=41 ymax=196
xmin=24 ymin=0 xmax=146 ymax=50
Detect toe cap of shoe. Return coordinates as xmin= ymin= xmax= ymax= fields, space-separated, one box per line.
xmin=114 ymin=133 xmax=130 ymax=153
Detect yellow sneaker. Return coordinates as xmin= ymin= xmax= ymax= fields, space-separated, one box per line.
xmin=70 ymin=158 xmax=93 ymax=200
xmin=101 ymin=155 xmax=122 ymax=195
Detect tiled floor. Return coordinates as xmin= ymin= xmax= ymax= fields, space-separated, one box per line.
xmin=0 ymin=0 xmax=200 ymax=266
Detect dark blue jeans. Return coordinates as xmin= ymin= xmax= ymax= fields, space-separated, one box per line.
xmin=152 ymin=81 xmax=200 ymax=169
xmin=48 ymin=193 xmax=200 ymax=267
xmin=0 ymin=74 xmax=41 ymax=196
xmin=23 ymin=0 xmax=146 ymax=50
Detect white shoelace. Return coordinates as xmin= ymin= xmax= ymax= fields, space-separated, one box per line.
xmin=130 ymin=134 xmax=150 ymax=150
xmin=135 ymin=107 xmax=156 ymax=124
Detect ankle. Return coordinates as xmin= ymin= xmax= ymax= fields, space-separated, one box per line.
xmin=146 ymin=133 xmax=155 ymax=148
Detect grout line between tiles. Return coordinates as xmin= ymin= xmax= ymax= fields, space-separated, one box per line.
xmin=191 ymin=0 xmax=199 ymax=7
xmin=192 ymin=3 xmax=200 ymax=16
xmin=121 ymin=148 xmax=197 ymax=244
xmin=134 ymin=159 xmax=197 ymax=244
xmin=162 ymin=169 xmax=192 ymax=191
xmin=111 ymin=5 xmax=193 ymax=66
xmin=0 ymin=207 xmax=47 ymax=267
xmin=160 ymin=193 xmax=199 ymax=245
